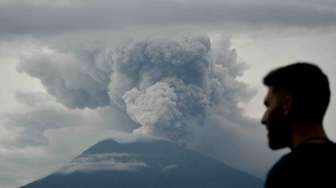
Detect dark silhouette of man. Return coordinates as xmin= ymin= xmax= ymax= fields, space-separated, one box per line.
xmin=261 ymin=63 xmax=336 ymax=188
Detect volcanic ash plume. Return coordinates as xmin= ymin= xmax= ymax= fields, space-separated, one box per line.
xmin=18 ymin=36 xmax=251 ymax=145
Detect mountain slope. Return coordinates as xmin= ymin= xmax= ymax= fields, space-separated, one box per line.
xmin=21 ymin=137 xmax=263 ymax=188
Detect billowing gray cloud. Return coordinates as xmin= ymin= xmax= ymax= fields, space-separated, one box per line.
xmin=15 ymin=35 xmax=279 ymax=180
xmin=0 ymin=0 xmax=335 ymax=37
xmin=115 ymin=36 xmax=252 ymax=145
xmin=18 ymin=36 xmax=253 ymax=145
xmin=17 ymin=49 xmax=111 ymax=109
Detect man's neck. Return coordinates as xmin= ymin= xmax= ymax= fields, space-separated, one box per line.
xmin=290 ymin=122 xmax=329 ymax=150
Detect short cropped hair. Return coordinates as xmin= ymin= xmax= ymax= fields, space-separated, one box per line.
xmin=263 ymin=62 xmax=330 ymax=124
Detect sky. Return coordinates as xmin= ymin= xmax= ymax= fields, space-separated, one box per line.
xmin=1 ymin=0 xmax=336 ymax=187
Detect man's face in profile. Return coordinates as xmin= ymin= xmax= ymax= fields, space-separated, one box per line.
xmin=261 ymin=88 xmax=291 ymax=150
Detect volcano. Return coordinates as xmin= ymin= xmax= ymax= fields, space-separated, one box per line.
xmin=21 ymin=136 xmax=263 ymax=188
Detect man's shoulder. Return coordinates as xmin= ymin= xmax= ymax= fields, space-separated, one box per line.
xmin=265 ymin=153 xmax=294 ymax=188
xmin=285 ymin=142 xmax=336 ymax=167
xmin=267 ymin=152 xmax=293 ymax=177
xmin=294 ymin=142 xmax=336 ymax=159
xmin=265 ymin=142 xmax=336 ymax=188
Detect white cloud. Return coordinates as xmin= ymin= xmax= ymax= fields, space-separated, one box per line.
xmin=59 ymin=153 xmax=149 ymax=174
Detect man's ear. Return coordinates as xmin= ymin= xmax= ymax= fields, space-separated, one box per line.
xmin=283 ymin=95 xmax=293 ymax=116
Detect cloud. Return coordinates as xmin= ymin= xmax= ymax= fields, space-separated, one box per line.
xmin=1 ymin=92 xmax=86 ymax=147
xmin=17 ymin=48 xmax=111 ymax=109
xmin=18 ymin=36 xmax=253 ymax=144
xmin=117 ymin=37 xmax=213 ymax=144
xmin=111 ymin=36 xmax=254 ymax=146
xmin=0 ymin=0 xmax=335 ymax=37
xmin=59 ymin=153 xmax=148 ymax=174
xmin=0 ymin=91 xmax=136 ymax=148
xmin=14 ymin=91 xmax=53 ymax=107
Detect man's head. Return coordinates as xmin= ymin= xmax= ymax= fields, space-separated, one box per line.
xmin=261 ymin=63 xmax=330 ymax=150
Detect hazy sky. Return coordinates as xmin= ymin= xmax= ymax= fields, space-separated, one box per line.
xmin=1 ymin=0 xmax=336 ymax=188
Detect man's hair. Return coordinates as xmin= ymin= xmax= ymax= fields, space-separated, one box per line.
xmin=263 ymin=62 xmax=330 ymax=124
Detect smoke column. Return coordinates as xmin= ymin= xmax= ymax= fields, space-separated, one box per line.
xmin=18 ymin=35 xmax=252 ymax=146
